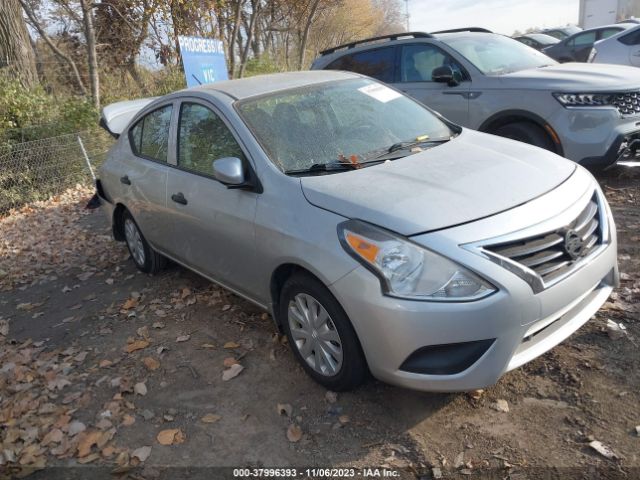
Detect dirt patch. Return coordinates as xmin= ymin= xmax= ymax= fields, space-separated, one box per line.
xmin=0 ymin=168 xmax=639 ymax=479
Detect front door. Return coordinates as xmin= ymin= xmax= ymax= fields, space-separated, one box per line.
xmin=165 ymin=100 xmax=259 ymax=296
xmin=394 ymin=43 xmax=471 ymax=125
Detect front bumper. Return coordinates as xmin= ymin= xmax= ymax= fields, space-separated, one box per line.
xmin=548 ymin=106 xmax=640 ymax=168
xmin=328 ymin=169 xmax=618 ymax=392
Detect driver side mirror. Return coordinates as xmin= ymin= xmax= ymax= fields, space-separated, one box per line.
xmin=212 ymin=157 xmax=245 ymax=186
xmin=432 ymin=65 xmax=461 ymax=86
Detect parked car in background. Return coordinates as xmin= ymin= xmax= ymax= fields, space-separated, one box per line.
xmin=513 ymin=33 xmax=560 ymax=51
xmin=543 ymin=23 xmax=634 ymax=62
xmin=98 ymin=71 xmax=618 ymax=392
xmin=540 ymin=25 xmax=582 ymax=40
xmin=589 ymin=24 xmax=640 ymax=67
xmin=312 ymin=29 xmax=640 ymax=169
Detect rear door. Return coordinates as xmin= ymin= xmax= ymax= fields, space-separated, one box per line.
xmin=396 ymin=43 xmax=470 ymax=125
xmin=119 ymin=103 xmax=175 ymax=253
xmin=324 ymin=46 xmax=397 ymax=84
xmin=165 ymin=99 xmax=259 ymax=295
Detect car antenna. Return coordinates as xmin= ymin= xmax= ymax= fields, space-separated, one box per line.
xmin=192 ymin=74 xmax=202 ymax=85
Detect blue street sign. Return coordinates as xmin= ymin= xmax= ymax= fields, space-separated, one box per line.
xmin=178 ymin=36 xmax=228 ymax=88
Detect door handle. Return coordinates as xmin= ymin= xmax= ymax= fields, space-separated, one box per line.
xmin=120 ymin=175 xmax=131 ymax=185
xmin=171 ymin=192 xmax=188 ymax=205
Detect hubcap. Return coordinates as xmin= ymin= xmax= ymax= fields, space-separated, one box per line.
xmin=288 ymin=293 xmax=343 ymax=376
xmin=124 ymin=218 xmax=145 ymax=266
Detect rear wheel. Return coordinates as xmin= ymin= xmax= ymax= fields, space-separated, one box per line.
xmin=122 ymin=210 xmax=166 ymax=274
xmin=279 ymin=272 xmax=367 ymax=391
xmin=493 ymin=121 xmax=555 ymax=153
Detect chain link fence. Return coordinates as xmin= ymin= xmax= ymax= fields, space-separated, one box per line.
xmin=0 ymin=130 xmax=114 ymax=217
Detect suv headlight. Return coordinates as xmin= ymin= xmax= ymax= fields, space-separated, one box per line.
xmin=554 ymin=92 xmax=613 ymax=107
xmin=338 ymin=220 xmax=495 ymax=301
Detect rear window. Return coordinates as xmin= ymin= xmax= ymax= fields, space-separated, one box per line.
xmin=326 ymin=47 xmax=395 ymax=82
xmin=129 ymin=104 xmax=173 ymax=162
xmin=619 ymin=28 xmax=640 ymax=45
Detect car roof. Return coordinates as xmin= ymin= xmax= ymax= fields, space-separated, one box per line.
xmin=577 ymin=22 xmax=635 ymax=34
xmin=190 ymin=70 xmax=360 ymax=100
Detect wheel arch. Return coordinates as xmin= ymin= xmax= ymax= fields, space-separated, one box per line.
xmin=270 ymin=263 xmax=332 ymax=331
xmin=478 ymin=109 xmax=564 ymax=156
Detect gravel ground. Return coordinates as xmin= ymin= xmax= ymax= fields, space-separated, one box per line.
xmin=0 ymin=165 xmax=638 ymax=480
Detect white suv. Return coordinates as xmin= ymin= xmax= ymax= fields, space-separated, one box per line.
xmin=589 ymin=24 xmax=640 ymax=68
xmin=312 ymin=29 xmax=640 ymax=168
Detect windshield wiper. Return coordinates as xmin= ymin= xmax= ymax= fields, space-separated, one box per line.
xmin=370 ymin=138 xmax=452 ymax=162
xmin=284 ymin=161 xmax=360 ymax=176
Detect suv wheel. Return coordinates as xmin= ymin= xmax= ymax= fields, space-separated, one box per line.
xmin=493 ymin=122 xmax=555 ymax=153
xmin=279 ymin=272 xmax=367 ymax=391
xmin=122 ymin=210 xmax=166 ymax=274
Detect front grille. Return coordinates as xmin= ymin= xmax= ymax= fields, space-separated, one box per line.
xmin=484 ymin=196 xmax=602 ymax=284
xmin=612 ymin=91 xmax=640 ymax=116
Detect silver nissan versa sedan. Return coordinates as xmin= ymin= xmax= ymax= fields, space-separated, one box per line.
xmin=97 ymin=71 xmax=618 ymax=392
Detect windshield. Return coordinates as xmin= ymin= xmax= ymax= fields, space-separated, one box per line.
xmin=237 ymin=78 xmax=453 ymax=173
xmin=527 ymin=34 xmax=559 ymax=45
xmin=440 ymin=34 xmax=557 ymax=75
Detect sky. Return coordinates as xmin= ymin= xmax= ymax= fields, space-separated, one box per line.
xmin=407 ymin=0 xmax=580 ymax=35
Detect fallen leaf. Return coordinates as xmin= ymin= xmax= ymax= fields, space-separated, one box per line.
xmin=201 ymin=414 xmax=221 ymax=424
xmin=339 ymin=415 xmax=350 ymax=424
xmin=223 ymin=341 xmax=240 ymax=349
xmin=201 ymin=343 xmax=216 ymax=349
xmin=132 ymin=446 xmax=152 ymax=462
xmin=0 ymin=319 xmax=8 ymax=336
xmin=222 ymin=363 xmax=244 ymax=381
xmin=325 ymin=391 xmax=337 ymax=404
xmin=134 ymin=382 xmax=147 ymax=396
xmin=99 ymin=359 xmax=113 ymax=368
xmin=143 ymin=357 xmax=160 ymax=371
xmin=122 ymin=414 xmax=136 ymax=426
xmin=137 ymin=326 xmax=149 ymax=339
xmin=223 ymin=357 xmax=239 ymax=368
xmin=67 ymin=420 xmax=86 ymax=436
xmin=176 ymin=335 xmax=190 ymax=343
xmin=77 ymin=430 xmax=102 ymax=457
xmin=78 ymin=452 xmax=100 ymax=464
xmin=124 ymin=339 xmax=149 ymax=353
xmin=286 ymin=424 xmax=303 ymax=443
xmin=122 ymin=298 xmax=138 ymax=310
xmin=156 ymin=429 xmax=185 ymax=445
xmin=222 ymin=304 xmax=231 ymax=311
xmin=47 ymin=377 xmax=71 ymax=391
xmin=277 ymin=403 xmax=293 ymax=417
xmin=490 ymin=399 xmax=509 ymax=413
xmin=152 ymin=321 xmax=165 ymax=329
xmin=41 ymin=429 xmax=63 ymax=446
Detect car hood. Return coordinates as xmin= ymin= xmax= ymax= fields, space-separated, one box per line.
xmin=300 ymin=130 xmax=575 ymax=236
xmin=500 ymin=63 xmax=640 ymax=91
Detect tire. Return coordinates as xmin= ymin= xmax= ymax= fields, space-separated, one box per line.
xmin=493 ymin=121 xmax=555 ymax=153
xmin=122 ymin=210 xmax=166 ymax=275
xmin=279 ymin=272 xmax=367 ymax=391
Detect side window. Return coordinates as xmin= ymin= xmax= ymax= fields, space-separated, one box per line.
xmin=326 ymin=47 xmax=395 ymax=82
xmin=619 ymin=29 xmax=640 ymax=45
xmin=600 ymin=28 xmax=623 ymax=40
xmin=571 ymin=31 xmax=596 ymax=47
xmin=129 ymin=104 xmax=172 ymax=162
xmin=519 ymin=38 xmax=532 ymax=47
xmin=400 ymin=44 xmax=463 ymax=83
xmin=177 ymin=102 xmax=245 ymax=177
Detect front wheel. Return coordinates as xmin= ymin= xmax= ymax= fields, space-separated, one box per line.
xmin=122 ymin=210 xmax=166 ymax=274
xmin=493 ymin=121 xmax=555 ymax=153
xmin=279 ymin=273 xmax=367 ymax=391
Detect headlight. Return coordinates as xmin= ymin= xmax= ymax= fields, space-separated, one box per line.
xmin=338 ymin=220 xmax=496 ymax=301
xmin=554 ymin=92 xmax=613 ymax=107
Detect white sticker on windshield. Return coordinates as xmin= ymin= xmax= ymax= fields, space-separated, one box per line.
xmin=358 ymin=83 xmax=402 ymax=103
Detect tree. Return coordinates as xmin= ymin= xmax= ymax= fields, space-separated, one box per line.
xmin=0 ymin=0 xmax=38 ymax=88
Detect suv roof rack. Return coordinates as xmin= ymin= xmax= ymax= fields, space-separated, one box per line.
xmin=431 ymin=27 xmax=493 ymax=34
xmin=319 ymin=31 xmax=433 ymax=56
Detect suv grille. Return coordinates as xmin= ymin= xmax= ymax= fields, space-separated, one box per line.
xmin=612 ymin=91 xmax=640 ymax=116
xmin=484 ymin=196 xmax=602 ymax=284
